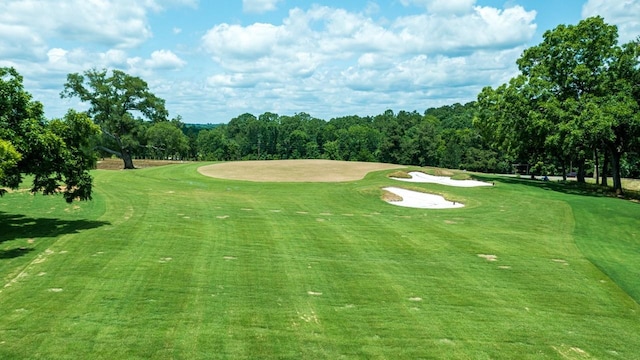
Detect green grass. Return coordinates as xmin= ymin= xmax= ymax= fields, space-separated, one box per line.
xmin=1 ymin=163 xmax=639 ymax=359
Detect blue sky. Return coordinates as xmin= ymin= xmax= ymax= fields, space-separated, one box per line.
xmin=1 ymin=0 xmax=639 ymax=124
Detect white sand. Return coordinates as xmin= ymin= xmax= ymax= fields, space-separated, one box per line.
xmin=392 ymin=172 xmax=492 ymax=187
xmin=383 ymin=187 xmax=464 ymax=209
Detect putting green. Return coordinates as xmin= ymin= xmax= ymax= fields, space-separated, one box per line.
xmin=197 ymin=159 xmax=405 ymax=182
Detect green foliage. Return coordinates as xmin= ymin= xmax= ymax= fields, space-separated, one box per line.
xmin=477 ymin=16 xmax=640 ymax=192
xmin=61 ymin=69 xmax=169 ymax=169
xmin=189 ymin=104 xmax=507 ymax=172
xmin=0 ymin=139 xmax=21 ymax=195
xmin=146 ymin=121 xmax=189 ymax=160
xmin=0 ymin=67 xmax=97 ymax=202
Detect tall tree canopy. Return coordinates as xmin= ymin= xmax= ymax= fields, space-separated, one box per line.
xmin=61 ymin=69 xmax=169 ymax=169
xmin=476 ymin=16 xmax=640 ymax=194
xmin=0 ymin=67 xmax=99 ymax=202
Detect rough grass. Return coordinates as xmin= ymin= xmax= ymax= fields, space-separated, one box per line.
xmin=0 ymin=161 xmax=639 ymax=359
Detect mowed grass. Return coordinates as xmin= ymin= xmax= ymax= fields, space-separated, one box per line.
xmin=0 ymin=163 xmax=639 ymax=359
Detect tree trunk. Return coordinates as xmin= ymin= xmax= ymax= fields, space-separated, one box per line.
xmin=594 ymin=148 xmax=600 ymax=185
xmin=121 ymin=149 xmax=135 ymax=169
xmin=609 ymin=149 xmax=623 ymax=195
xmin=561 ymin=163 xmax=567 ymax=181
xmin=577 ymin=158 xmax=586 ymax=183
xmin=601 ymin=148 xmax=609 ymax=187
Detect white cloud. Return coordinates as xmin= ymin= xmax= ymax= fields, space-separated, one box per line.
xmin=400 ymin=0 xmax=476 ymax=14
xmin=582 ymin=0 xmax=640 ymax=43
xmin=0 ymin=0 xmax=157 ymax=51
xmin=197 ymin=4 xmax=536 ymax=120
xmin=201 ymin=5 xmax=535 ymax=85
xmin=243 ymin=0 xmax=283 ymax=14
xmin=145 ymin=50 xmax=187 ymax=69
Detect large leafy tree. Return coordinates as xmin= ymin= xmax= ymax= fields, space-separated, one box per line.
xmin=0 ymin=67 xmax=99 ymax=202
xmin=61 ymin=69 xmax=169 ymax=169
xmin=477 ymin=17 xmax=640 ymax=193
xmin=146 ymin=121 xmax=189 ymax=160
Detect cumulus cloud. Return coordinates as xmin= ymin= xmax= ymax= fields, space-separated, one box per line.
xmin=198 ymin=4 xmax=536 ymax=120
xmin=400 ymin=0 xmax=476 ymax=14
xmin=582 ymin=0 xmax=640 ymax=43
xmin=243 ymin=0 xmax=283 ymax=13
xmin=145 ymin=50 xmax=187 ymax=69
xmin=201 ymin=5 xmax=535 ymax=88
xmin=0 ymin=0 xmax=158 ymax=51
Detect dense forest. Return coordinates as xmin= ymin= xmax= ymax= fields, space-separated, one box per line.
xmin=184 ymin=104 xmax=507 ymax=173
xmin=102 ymin=103 xmax=506 ymax=173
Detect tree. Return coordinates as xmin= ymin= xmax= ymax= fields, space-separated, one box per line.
xmin=146 ymin=121 xmax=189 ymax=160
xmin=477 ymin=17 xmax=640 ymax=193
xmin=61 ymin=69 xmax=169 ymax=169
xmin=0 ymin=140 xmax=21 ymax=196
xmin=0 ymin=67 xmax=99 ymax=202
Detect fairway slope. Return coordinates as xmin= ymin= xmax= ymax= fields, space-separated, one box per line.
xmin=1 ymin=163 xmax=639 ymax=359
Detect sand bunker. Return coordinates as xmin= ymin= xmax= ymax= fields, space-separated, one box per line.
xmin=392 ymin=172 xmax=492 ymax=187
xmin=383 ymin=187 xmax=463 ymax=209
xmin=198 ymin=159 xmax=404 ymax=182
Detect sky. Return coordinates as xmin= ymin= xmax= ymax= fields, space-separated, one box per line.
xmin=1 ymin=0 xmax=639 ymax=124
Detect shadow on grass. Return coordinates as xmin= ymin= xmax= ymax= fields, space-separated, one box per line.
xmin=472 ymin=174 xmax=640 ymax=201
xmin=0 ymin=211 xmax=110 ymax=259
xmin=0 ymin=247 xmax=34 ymax=259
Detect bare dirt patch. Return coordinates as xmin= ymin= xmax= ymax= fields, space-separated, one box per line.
xmin=478 ymin=254 xmax=498 ymax=262
xmin=197 ymin=159 xmax=404 ymax=182
xmin=97 ymin=158 xmax=186 ymax=170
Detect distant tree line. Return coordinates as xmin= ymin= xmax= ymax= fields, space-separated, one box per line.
xmin=191 ymin=104 xmax=509 ymax=173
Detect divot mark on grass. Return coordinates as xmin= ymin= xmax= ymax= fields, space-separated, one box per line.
xmin=552 ymin=259 xmax=569 ymax=266
xmin=37 ymin=272 xmax=46 ymax=276
xmin=48 ymin=288 xmax=63 ymax=293
xmin=307 ymin=291 xmax=322 ymax=296
xmin=241 ymin=208 xmax=253 ymax=211
xmin=298 ymin=311 xmax=320 ymax=324
xmin=478 ymin=254 xmax=498 ymax=262
xmin=270 ymin=209 xmax=282 ymax=213
xmin=409 ymin=297 xmax=422 ymax=302
xmin=223 ymin=256 xmax=237 ymax=260
xmin=216 ymin=215 xmax=229 ymax=219
xmin=553 ymin=345 xmax=591 ymax=359
xmin=159 ymin=257 xmax=173 ymax=263
xmin=498 ymin=266 xmax=511 ymax=270
xmin=296 ymin=211 xmax=308 ymax=214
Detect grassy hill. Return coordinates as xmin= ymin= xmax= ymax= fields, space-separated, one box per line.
xmin=0 ymin=162 xmax=638 ymax=359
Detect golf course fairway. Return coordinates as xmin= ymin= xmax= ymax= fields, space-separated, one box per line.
xmin=0 ymin=161 xmax=638 ymax=359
